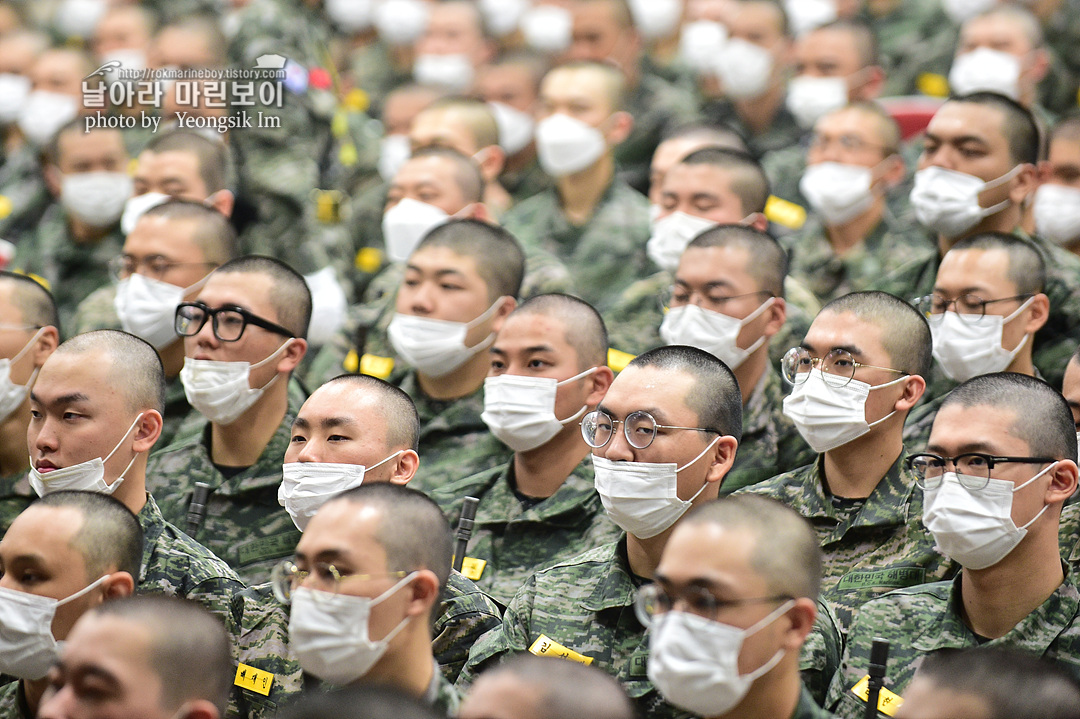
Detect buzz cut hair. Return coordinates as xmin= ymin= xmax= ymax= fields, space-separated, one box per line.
xmin=626 ymin=345 xmax=743 ymax=442
xmin=682 ymin=494 xmax=822 ymax=599
xmin=420 ymin=96 xmax=501 ymax=151
xmin=545 ymin=61 xmax=628 ymax=113
xmin=141 ymin=199 xmax=239 ymax=266
xmin=510 ymin=294 xmax=609 ymax=370
xmin=941 ymin=372 xmax=1078 ymax=464
xmin=949 ymin=232 xmax=1045 ymax=295
xmin=1051 ymin=114 xmax=1080 ymax=143
xmin=969 ymin=5 xmax=1044 ymax=50
xmin=478 ymin=654 xmax=636 ymax=719
xmin=687 ymin=224 xmax=787 ymax=298
xmin=213 ymin=255 xmax=312 ymax=339
xmin=820 ymin=291 xmax=933 ymax=379
xmin=89 ymin=596 xmax=233 ymax=714
xmin=324 ymin=374 xmax=420 ymax=451
xmin=53 ymin=330 xmax=166 ymax=413
xmin=415 ymin=219 xmax=525 ymax=301
xmin=47 ymin=118 xmax=125 ymax=166
xmin=145 ymin=129 xmax=230 ymax=195
xmin=329 ymin=483 xmax=453 ymax=594
xmin=405 ymin=146 xmax=485 ymax=205
xmin=0 ymin=271 xmax=59 ymax=332
xmin=831 ymin=101 xmax=902 ymax=156
xmin=950 ymin=92 xmax=1040 ymax=166
xmin=811 ymin=18 xmax=879 ymax=68
xmin=677 ymin=147 xmax=771 ymax=215
xmin=659 ymin=123 xmax=750 ymax=154
xmin=155 ymin=13 xmax=228 ymax=67
xmin=489 ymin=50 xmax=551 ymax=92
xmin=34 ymin=490 xmax=143 ymax=580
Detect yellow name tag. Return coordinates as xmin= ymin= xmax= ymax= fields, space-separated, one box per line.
xmin=917 ymin=72 xmax=950 ymax=98
xmin=851 ymin=675 xmax=903 ymax=716
xmin=764 ymin=195 xmax=807 ymax=230
xmin=234 ymin=663 xmax=274 ymax=696
xmin=607 ymin=348 xmax=635 ymax=373
xmin=460 ymin=557 xmax=486 ymax=581
xmin=528 ymin=635 xmax=593 ymax=665
xmin=359 ymin=353 xmax=395 ymax=379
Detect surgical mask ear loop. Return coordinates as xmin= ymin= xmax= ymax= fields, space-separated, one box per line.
xmin=248 ymin=338 xmax=294 ymax=392
xmin=556 ymin=366 xmax=599 ymax=425
xmin=677 ymin=435 xmax=723 ymax=503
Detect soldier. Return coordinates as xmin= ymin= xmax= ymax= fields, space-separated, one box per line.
xmin=1033 ymin=116 xmax=1080 ymax=256
xmin=645 ymin=124 xmax=749 ymax=211
xmin=383 ymin=219 xmax=519 ymax=493
xmin=0 ymin=31 xmax=49 ymax=244
xmin=0 ymin=491 xmax=140 ymax=718
xmin=39 ymin=595 xmax=233 ymax=719
xmin=655 ymin=226 xmax=813 ymax=492
xmin=643 ymin=495 xmax=834 ymax=719
xmin=429 ymin=294 xmax=619 ymax=605
xmin=783 ymin=103 xmax=934 ymax=305
xmin=904 ymin=233 xmax=1050 ymax=448
xmin=0 ymin=272 xmax=58 ymax=528
xmin=826 ymin=373 xmax=1080 ymax=718
xmin=13 ymin=121 xmax=130 ymax=328
xmin=278 ymin=483 xmax=461 ymax=714
xmin=146 ymin=256 xmax=310 ymax=583
xmin=744 ymin=292 xmax=955 ymax=632
xmin=501 ymin=60 xmax=650 ymax=311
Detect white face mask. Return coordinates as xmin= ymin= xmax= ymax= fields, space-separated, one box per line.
xmin=715 ymin=38 xmax=774 ymax=100
xmin=593 ymin=436 xmax=720 ymax=539
xmin=373 ymin=0 xmax=429 ymax=45
xmin=0 ymin=328 xmax=43 ymax=423
xmin=628 ymin=0 xmax=682 ymax=41
xmin=520 ymin=5 xmax=573 ymax=53
xmin=678 ymin=20 xmax=729 ymax=75
xmin=478 ymin=0 xmax=531 ymax=37
xmin=786 ymin=76 xmax=849 ymax=129
xmin=53 ymin=0 xmax=106 ymax=38
xmin=1034 ymin=184 xmax=1080 ymax=247
xmin=0 ymin=576 xmax=110 ymax=681
xmin=660 ymin=300 xmax=774 ymax=371
xmin=948 ymin=48 xmax=1022 ymax=101
xmin=929 ymin=298 xmax=1033 ymax=383
xmin=278 ymin=452 xmax=403 ymax=531
xmin=388 ymin=299 xmax=504 ymax=378
xmin=18 ymin=91 xmax=78 ymax=147
xmin=800 ymin=161 xmax=876 ymax=226
xmin=115 ymin=273 xmax=206 ymax=350
xmin=29 ymin=413 xmax=144 ymax=497
xmin=489 ymin=101 xmax=536 ymax=156
xmin=378 ymin=135 xmax=412 ymax=183
xmin=382 ymin=198 xmax=450 ymax=264
xmin=60 ymin=172 xmax=134 ymax=228
xmin=100 ymin=48 xmax=146 ymax=85
xmin=910 ymin=165 xmax=1021 ymax=238
xmin=535 ymin=113 xmax=608 ymax=178
xmin=0 ymin=73 xmax=30 ymax=124
xmin=325 ymin=0 xmax=374 ymax=32
xmin=289 ymin=575 xmax=416 ymax=685
xmin=941 ymin=0 xmax=997 ymax=24
xmin=646 ymin=212 xmax=717 ymax=272
xmin=923 ymin=466 xmax=1055 ymax=570
xmin=481 ymin=368 xmax=596 ymax=452
xmin=648 ymin=601 xmax=796 ymax=716
xmin=180 ymin=340 xmax=293 ymax=426
xmin=783 ymin=0 xmax=837 ymax=36
xmin=412 ymin=53 xmax=475 ymax=92
xmin=120 ymin=192 xmax=171 ymax=236
xmin=782 ymin=370 xmax=906 ymax=453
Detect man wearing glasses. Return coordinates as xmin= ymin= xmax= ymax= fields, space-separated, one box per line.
xmin=904 ymin=232 xmax=1050 ymax=449
xmin=148 ymin=255 xmax=310 ymax=584
xmin=827 ymin=372 xmax=1080 ymax=718
xmin=744 ymin=291 xmax=955 ymax=633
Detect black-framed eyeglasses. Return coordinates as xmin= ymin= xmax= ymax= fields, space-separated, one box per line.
xmin=781 ymin=347 xmax=907 ymax=388
xmin=109 ymin=254 xmax=217 ymax=282
xmin=912 ymin=293 xmax=1033 ymax=323
xmin=174 ymin=301 xmax=293 ymax=342
xmin=634 ymin=583 xmax=793 ymax=626
xmin=907 ymin=452 xmax=1057 ymax=490
xmin=270 ymin=559 xmax=408 ymax=604
xmin=662 ymin=286 xmax=773 ymax=312
xmin=580 ymin=409 xmax=719 ymax=450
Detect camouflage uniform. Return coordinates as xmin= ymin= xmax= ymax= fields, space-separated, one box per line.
xmin=395 ymin=369 xmax=511 ymax=496
xmin=500 ymin=178 xmax=652 ymax=312
xmin=1057 ymin=500 xmax=1080 ymax=568
xmin=0 ymin=471 xmax=33 ymax=537
xmin=459 ymin=538 xmax=842 ymax=718
xmin=870 ymin=229 xmax=1080 ymax=389
xmin=860 ymin=0 xmax=956 ymax=98
xmin=781 ymin=216 xmax=936 ymax=307
xmin=617 ymin=72 xmax=703 ymax=193
xmin=742 ymin=452 xmax=958 ymax=632
xmin=793 ymin=686 xmax=839 ymax=719
xmin=603 ymin=269 xmax=820 ymax=372
xmin=145 ymin=388 xmax=304 ymax=585
xmin=825 ymin=568 xmax=1080 ymax=719
xmin=229 ymin=573 xmax=500 ymax=718
xmin=0 ymin=681 xmax=29 ymax=719
xmin=700 ymin=98 xmax=804 ymax=161
xmin=723 ymin=369 xmax=815 ymax=494
xmin=502 ymin=157 xmax=552 ymax=206
xmin=428 ymin=457 xmax=622 ymax=606
xmin=11 ymin=204 xmax=124 ymax=330
xmin=0 ymin=145 xmax=50 ymax=249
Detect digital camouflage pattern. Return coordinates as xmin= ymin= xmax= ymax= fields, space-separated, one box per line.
xmin=701 ymin=99 xmax=804 ymax=161
xmin=0 ymin=472 xmax=33 ymax=538
xmin=742 ymin=452 xmax=958 ymax=632
xmin=859 ymin=0 xmax=955 ymax=97
xmin=0 ymin=145 xmax=50 ymax=249
xmin=0 ymin=680 xmax=28 ymax=719
xmin=825 ymin=570 xmax=1080 ymax=718
xmin=428 ymin=457 xmax=621 ymax=606
xmin=616 ymin=72 xmax=702 ymax=193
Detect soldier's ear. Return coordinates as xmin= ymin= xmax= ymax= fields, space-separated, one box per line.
xmin=43 ymin=164 xmax=62 ymax=197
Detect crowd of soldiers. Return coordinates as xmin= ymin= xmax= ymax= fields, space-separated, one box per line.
xmin=3 ymin=0 xmax=1080 ymax=718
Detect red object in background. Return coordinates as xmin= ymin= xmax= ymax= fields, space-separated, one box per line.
xmin=0 ymin=240 xmax=13 ymax=270
xmin=309 ymin=67 xmax=332 ymax=91
xmin=877 ymin=95 xmax=947 ymax=141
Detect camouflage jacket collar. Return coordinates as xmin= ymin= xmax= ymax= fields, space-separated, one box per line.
xmin=813 ymin=449 xmax=921 ymax=531
xmin=398 ymin=369 xmax=487 ymax=440
xmin=742 ymin=367 xmax=781 ymax=437
xmin=475 ymin=457 xmax=604 ymax=529
xmin=137 ymin=493 xmax=168 ymax=583
xmin=579 ymin=538 xmax=642 ymax=615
